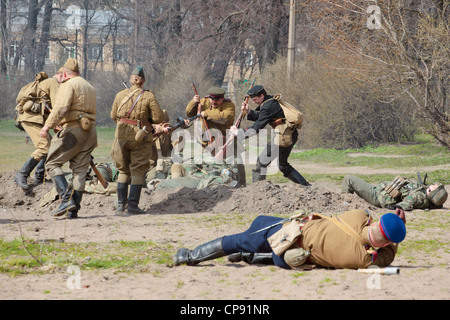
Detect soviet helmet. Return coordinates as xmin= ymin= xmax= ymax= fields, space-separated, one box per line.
xmin=428 ymin=184 xmax=448 ymax=208
xmin=96 ymin=163 xmax=113 ymax=182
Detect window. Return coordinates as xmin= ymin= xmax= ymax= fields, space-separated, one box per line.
xmin=89 ymin=45 xmax=103 ymax=61
xmin=113 ymin=45 xmax=127 ymax=63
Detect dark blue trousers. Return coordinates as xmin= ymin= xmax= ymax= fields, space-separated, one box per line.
xmin=222 ymin=215 xmax=291 ymax=269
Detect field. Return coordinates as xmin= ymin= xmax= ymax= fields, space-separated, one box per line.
xmin=0 ymin=120 xmax=449 ymax=302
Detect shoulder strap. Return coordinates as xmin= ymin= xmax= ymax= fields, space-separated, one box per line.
xmin=126 ymin=89 xmax=145 ymax=119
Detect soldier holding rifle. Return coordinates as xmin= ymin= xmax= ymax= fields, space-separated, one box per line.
xmin=230 ymin=85 xmax=310 ymax=186
xmin=185 ymin=86 xmax=235 ymax=153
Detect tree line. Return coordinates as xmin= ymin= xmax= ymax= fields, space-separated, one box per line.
xmin=0 ymin=0 xmax=448 ymax=149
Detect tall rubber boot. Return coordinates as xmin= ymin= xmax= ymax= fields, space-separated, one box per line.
xmin=286 ymin=170 xmax=311 ymax=186
xmin=227 ymin=252 xmax=274 ymax=265
xmin=52 ymin=175 xmax=77 ymax=217
xmin=173 ymin=238 xmax=227 ymax=266
xmin=127 ymin=184 xmax=146 ymax=214
xmin=14 ymin=157 xmax=39 ymax=190
xmin=34 ymin=158 xmax=46 ymax=185
xmin=67 ymin=190 xmax=83 ymax=219
xmin=116 ymin=182 xmax=128 ymax=213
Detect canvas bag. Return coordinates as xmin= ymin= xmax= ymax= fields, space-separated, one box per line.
xmin=272 ymin=94 xmax=303 ymax=147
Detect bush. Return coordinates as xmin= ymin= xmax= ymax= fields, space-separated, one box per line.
xmin=259 ymin=53 xmax=417 ymax=149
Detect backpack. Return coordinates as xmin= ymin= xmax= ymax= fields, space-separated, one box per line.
xmin=15 ymin=72 xmax=49 ymax=114
xmin=273 ymin=94 xmax=303 ymax=129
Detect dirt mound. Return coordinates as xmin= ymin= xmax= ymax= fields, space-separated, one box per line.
xmin=0 ymin=170 xmax=371 ymax=216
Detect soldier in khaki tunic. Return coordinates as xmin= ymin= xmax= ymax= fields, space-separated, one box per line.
xmin=185 ymin=87 xmax=235 ymax=152
xmin=14 ymin=70 xmax=62 ymax=190
xmin=110 ymin=66 xmax=166 ymax=214
xmin=174 ymin=208 xmax=406 ymax=270
xmin=40 ymin=58 xmax=97 ymax=219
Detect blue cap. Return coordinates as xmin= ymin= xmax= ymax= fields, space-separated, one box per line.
xmin=380 ymin=213 xmax=406 ymax=243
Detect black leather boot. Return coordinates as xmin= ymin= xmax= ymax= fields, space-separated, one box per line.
xmin=33 ymin=158 xmax=46 ymax=185
xmin=286 ymin=170 xmax=311 ymax=186
xmin=116 ymin=182 xmax=128 ymax=213
xmin=14 ymin=157 xmax=40 ymax=190
xmin=67 ymin=190 xmax=83 ymax=219
xmin=127 ymin=184 xmax=146 ymax=214
xmin=174 ymin=238 xmax=227 ymax=266
xmin=227 ymin=252 xmax=274 ymax=265
xmin=52 ymin=175 xmax=77 ymax=217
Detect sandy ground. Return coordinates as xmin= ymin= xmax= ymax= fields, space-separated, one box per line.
xmin=0 ymin=162 xmax=449 ymax=301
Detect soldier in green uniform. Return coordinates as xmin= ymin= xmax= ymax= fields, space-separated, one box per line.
xmin=185 ymin=87 xmax=235 ymax=151
xmin=146 ymin=158 xmax=241 ymax=191
xmin=110 ymin=66 xmax=166 ymax=214
xmin=14 ymin=70 xmax=62 ymax=190
xmin=40 ymin=58 xmax=97 ymax=219
xmin=342 ymin=174 xmax=448 ymax=211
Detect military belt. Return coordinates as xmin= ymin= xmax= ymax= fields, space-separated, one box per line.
xmin=119 ymin=118 xmax=139 ymax=125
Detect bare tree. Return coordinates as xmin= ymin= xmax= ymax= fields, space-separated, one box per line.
xmin=299 ymin=0 xmax=450 ymax=148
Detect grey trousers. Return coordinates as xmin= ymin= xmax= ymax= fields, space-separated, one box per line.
xmin=342 ymin=175 xmax=381 ymax=207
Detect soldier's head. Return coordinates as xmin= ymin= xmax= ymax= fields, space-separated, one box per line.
xmin=130 ymin=66 xmax=145 ymax=87
xmin=247 ymin=85 xmax=266 ymax=105
xmin=368 ymin=213 xmax=406 ymax=247
xmin=427 ymin=183 xmax=448 ymax=208
xmin=61 ymin=58 xmax=80 ymax=80
xmin=207 ymin=87 xmax=226 ymax=107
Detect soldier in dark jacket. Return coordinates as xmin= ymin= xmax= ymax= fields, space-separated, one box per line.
xmin=230 ymin=85 xmax=310 ymax=186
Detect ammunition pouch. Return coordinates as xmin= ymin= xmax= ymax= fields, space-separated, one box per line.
xmin=384 ymin=175 xmax=408 ymax=198
xmin=79 ymin=116 xmax=92 ymax=131
xmin=268 ymin=219 xmax=304 ymax=256
xmin=22 ymin=100 xmax=34 ymax=112
xmin=30 ymin=102 xmax=41 ymax=113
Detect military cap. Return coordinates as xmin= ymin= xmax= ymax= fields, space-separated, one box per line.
xmin=429 ymin=184 xmax=448 ymax=207
xmin=132 ymin=66 xmax=145 ymax=78
xmin=247 ymin=85 xmax=265 ymax=97
xmin=63 ymin=58 xmax=79 ymax=73
xmin=379 ymin=213 xmax=406 ymax=243
xmin=208 ymin=87 xmax=225 ymax=99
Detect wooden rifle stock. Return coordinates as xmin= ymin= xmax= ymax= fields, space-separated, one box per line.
xmin=215 ymin=79 xmax=256 ymax=160
xmin=90 ymin=159 xmax=109 ymax=189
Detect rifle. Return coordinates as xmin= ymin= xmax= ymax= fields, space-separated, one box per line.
xmin=153 ymin=114 xmax=202 ymax=138
xmin=215 ymin=78 xmax=256 ymax=160
xmin=417 ymin=171 xmax=427 ymax=186
xmin=191 ymin=78 xmax=212 ymax=144
xmin=90 ymin=157 xmax=109 ymax=189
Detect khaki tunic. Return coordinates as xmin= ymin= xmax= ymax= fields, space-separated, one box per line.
xmin=45 ymin=76 xmax=97 ymax=191
xmin=16 ymin=77 xmax=60 ymax=160
xmin=301 ymin=209 xmax=398 ymax=269
xmin=45 ymin=76 xmax=96 ymax=128
xmin=110 ymin=85 xmax=165 ymax=184
xmin=186 ymin=98 xmax=235 ymax=147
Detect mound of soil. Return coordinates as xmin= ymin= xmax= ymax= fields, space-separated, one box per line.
xmin=0 ymin=170 xmax=371 ymax=216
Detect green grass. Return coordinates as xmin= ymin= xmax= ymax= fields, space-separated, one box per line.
xmin=0 ymin=238 xmax=175 ymax=276
xmin=0 ymin=120 xmax=115 ymax=171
